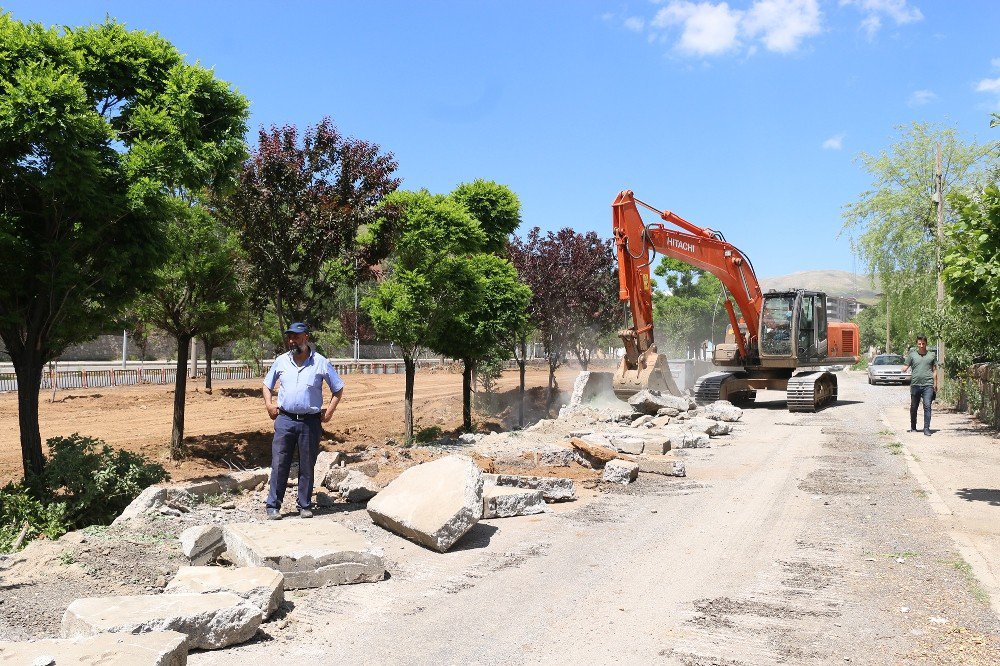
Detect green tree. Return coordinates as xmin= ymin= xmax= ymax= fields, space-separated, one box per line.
xmin=841 ymin=122 xmax=996 ymax=354
xmin=450 ymin=179 xmax=521 ymax=254
xmin=362 ymin=190 xmax=487 ymax=443
xmin=0 ymin=16 xmax=248 ymax=478
xmin=134 ymin=203 xmax=246 ymax=458
xmin=652 ymin=258 xmax=727 ymax=357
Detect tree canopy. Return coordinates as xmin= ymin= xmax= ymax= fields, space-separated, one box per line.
xmin=652 ymin=258 xmax=727 ymax=357
xmin=0 ymin=15 xmax=248 ymax=477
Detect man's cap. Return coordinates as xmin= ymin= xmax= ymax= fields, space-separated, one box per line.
xmin=285 ymin=322 xmax=309 ymax=334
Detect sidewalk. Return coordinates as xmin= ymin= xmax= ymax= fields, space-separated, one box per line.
xmin=882 ymin=404 xmax=1000 ymax=619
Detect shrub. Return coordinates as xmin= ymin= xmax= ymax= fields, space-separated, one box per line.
xmin=1 ymin=434 xmax=168 ymax=552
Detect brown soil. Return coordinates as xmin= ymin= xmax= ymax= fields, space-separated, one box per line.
xmin=0 ymin=366 xmax=579 ymax=485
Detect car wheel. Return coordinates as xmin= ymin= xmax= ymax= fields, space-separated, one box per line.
xmin=868 ymin=377 xmax=873 ymax=385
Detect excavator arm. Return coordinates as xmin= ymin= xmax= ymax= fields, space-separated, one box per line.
xmin=612 ymin=190 xmax=764 ymax=396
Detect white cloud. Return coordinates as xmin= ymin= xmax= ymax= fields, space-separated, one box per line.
xmin=977 ymin=78 xmax=1000 ymax=94
xmin=841 ymin=0 xmax=923 ymax=39
xmin=822 ymin=133 xmax=846 ymax=150
xmin=624 ymin=16 xmax=645 ymax=32
xmin=653 ymin=1 xmax=743 ymax=56
xmin=992 ymin=57 xmax=1000 ymax=69
xmin=744 ymin=0 xmax=821 ymax=53
xmin=907 ymin=89 xmax=936 ymax=106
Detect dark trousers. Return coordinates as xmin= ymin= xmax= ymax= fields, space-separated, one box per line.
xmin=910 ymin=385 xmax=934 ymax=430
xmin=266 ymin=414 xmax=320 ymax=510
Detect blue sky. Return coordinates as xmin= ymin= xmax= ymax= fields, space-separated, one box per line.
xmin=5 ymin=1 xmax=999 ymax=279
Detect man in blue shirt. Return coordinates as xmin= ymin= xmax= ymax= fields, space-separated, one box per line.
xmin=261 ymin=322 xmax=345 ymax=519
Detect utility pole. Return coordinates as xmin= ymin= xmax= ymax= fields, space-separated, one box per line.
xmin=121 ymin=329 xmax=128 ymax=370
xmin=934 ymin=145 xmax=946 ymax=389
xmin=189 ymin=337 xmax=198 ymax=379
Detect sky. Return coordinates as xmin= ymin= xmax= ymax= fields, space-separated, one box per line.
xmin=4 ymin=1 xmax=999 ymax=279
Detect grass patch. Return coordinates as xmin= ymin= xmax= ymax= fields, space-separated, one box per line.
xmin=885 ymin=441 xmax=903 ymax=455
xmin=952 ymin=556 xmax=990 ymax=605
xmin=914 ymin=489 xmax=928 ymax=498
xmin=415 ymin=426 xmax=443 ymax=443
xmin=886 ymin=551 xmax=920 ymax=559
xmin=878 ymin=429 xmax=894 ymax=436
xmin=58 ymin=549 xmax=75 ymax=566
xmin=196 ymin=491 xmax=237 ymax=507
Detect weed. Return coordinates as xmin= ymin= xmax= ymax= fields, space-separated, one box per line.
xmin=415 ymin=426 xmax=443 ymax=443
xmin=58 ymin=549 xmax=75 ymax=566
xmin=197 ymin=491 xmax=236 ymax=507
xmin=885 ymin=441 xmax=903 ymax=455
xmin=952 ymin=556 xmax=990 ymax=605
xmin=914 ymin=489 xmax=928 ymax=498
xmin=878 ymin=429 xmax=894 ymax=436
xmin=885 ymin=551 xmax=920 ymax=559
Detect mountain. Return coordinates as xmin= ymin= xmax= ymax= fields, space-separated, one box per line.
xmin=758 ymin=270 xmax=880 ymax=302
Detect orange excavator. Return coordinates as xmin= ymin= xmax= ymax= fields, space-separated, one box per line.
xmin=612 ymin=190 xmax=860 ymax=412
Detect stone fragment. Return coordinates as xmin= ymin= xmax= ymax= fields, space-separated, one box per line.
xmin=179 ymin=525 xmax=224 ymax=566
xmin=61 ymin=593 xmax=262 ymax=650
xmin=113 ymin=486 xmax=193 ymax=525
xmin=180 ymin=480 xmax=223 ymax=498
xmin=678 ymin=431 xmax=710 ymax=448
xmin=482 ymin=486 xmax=546 ymax=519
xmin=322 ymin=466 xmax=350 ymax=491
xmin=347 ymin=460 xmax=379 ymax=477
xmin=681 ymin=417 xmax=733 ymax=436
xmin=313 ymin=451 xmax=343 ymax=484
xmin=483 ymin=473 xmax=576 ymax=502
xmin=638 ymin=436 xmax=671 ymax=455
xmin=367 ymin=455 xmax=483 ymax=553
xmin=459 ymin=432 xmax=479 ymax=444
xmin=337 ymin=470 xmax=379 ymax=503
xmin=0 ymin=631 xmax=188 ymax=666
xmin=637 ymin=458 xmax=686 ymax=477
xmin=536 ymin=447 xmax=578 ymax=467
xmin=651 ymin=415 xmax=672 ymax=428
xmin=602 ymin=459 xmax=639 ymax=484
xmin=221 ymin=468 xmax=270 ymax=491
xmin=570 ymin=437 xmax=619 ymax=468
xmin=628 ymin=390 xmax=690 ymax=416
xmin=166 ymin=566 xmax=284 ymax=618
xmin=569 ymin=371 xmax=618 ymax=406
xmin=656 ymin=407 xmax=681 ymax=417
xmin=609 ymin=436 xmax=645 ymax=455
xmin=223 ymin=520 xmax=384 ymax=589
xmin=704 ymin=400 xmax=744 ymax=422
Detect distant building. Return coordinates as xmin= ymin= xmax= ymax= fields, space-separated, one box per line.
xmin=827 ymin=295 xmax=868 ymax=322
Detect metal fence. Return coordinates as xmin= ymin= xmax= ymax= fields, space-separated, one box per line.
xmin=0 ymin=358 xmax=450 ymax=393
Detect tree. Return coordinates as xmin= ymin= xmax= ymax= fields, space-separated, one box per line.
xmin=218 ymin=118 xmax=400 ymax=337
xmin=0 ymin=17 xmax=248 ymax=478
xmin=841 ymin=122 xmax=996 ymax=355
xmin=362 ymin=190 xmax=487 ymax=442
xmin=652 ymin=258 xmax=727 ymax=357
xmin=450 ymin=179 xmax=521 ymax=254
xmin=509 ymin=228 xmax=619 ymax=401
xmin=135 ymin=203 xmax=246 ymax=458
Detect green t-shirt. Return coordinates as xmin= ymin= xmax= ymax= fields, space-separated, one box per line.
xmin=904 ymin=349 xmax=937 ymax=387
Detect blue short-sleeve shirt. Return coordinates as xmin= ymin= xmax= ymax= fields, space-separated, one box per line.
xmin=263 ymin=350 xmax=345 ymax=414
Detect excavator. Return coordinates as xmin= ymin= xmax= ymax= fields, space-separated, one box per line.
xmin=611 ymin=190 xmax=860 ymax=412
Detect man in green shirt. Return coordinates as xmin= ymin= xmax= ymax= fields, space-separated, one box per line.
xmin=902 ymin=334 xmax=938 ymax=436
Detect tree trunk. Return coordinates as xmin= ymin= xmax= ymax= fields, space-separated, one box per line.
xmin=518 ymin=337 xmax=527 ymax=429
xmin=204 ymin=343 xmax=215 ymax=393
xmin=171 ymin=334 xmax=192 ymax=459
xmin=404 ymin=356 xmax=416 ymax=445
xmin=462 ymin=358 xmax=473 ymax=432
xmin=547 ymin=356 xmax=559 ymax=407
xmin=10 ymin=350 xmax=45 ymax=479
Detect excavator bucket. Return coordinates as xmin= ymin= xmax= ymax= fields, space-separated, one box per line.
xmin=612 ymin=351 xmax=683 ymax=401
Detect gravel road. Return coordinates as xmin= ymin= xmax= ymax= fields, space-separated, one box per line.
xmin=188 ymin=371 xmax=999 ymax=665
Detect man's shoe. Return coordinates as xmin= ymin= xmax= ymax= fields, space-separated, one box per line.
xmin=266 ymin=508 xmax=282 ymax=520
xmin=907 ymin=427 xmax=917 ymax=432
xmin=923 ymin=428 xmax=931 ymax=436
xmin=299 ymin=508 xmax=314 ymax=519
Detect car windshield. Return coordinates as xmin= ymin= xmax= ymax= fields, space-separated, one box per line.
xmin=873 ymin=355 xmax=905 ymax=365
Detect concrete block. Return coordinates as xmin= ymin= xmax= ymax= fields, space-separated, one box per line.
xmin=483 ymin=473 xmax=576 ymax=502
xmin=179 ymin=525 xmax=224 ymax=566
xmin=637 ymin=458 xmax=686 ymax=477
xmin=569 ymin=371 xmax=620 ymax=407
xmin=482 ymin=486 xmax=546 ymax=519
xmin=656 ymin=407 xmax=681 ymax=417
xmin=166 ymin=566 xmax=284 ymax=618
xmin=683 ymin=417 xmax=733 ymax=436
xmin=628 ymin=390 xmax=689 ymax=416
xmin=609 ymin=436 xmax=645 ymax=455
xmin=313 ymin=450 xmax=343 ymax=483
xmin=347 ymin=460 xmax=379 ymax=477
xmin=337 ymin=470 xmax=379 ymax=503
xmin=638 ymin=436 xmax=671 ymax=455
xmin=536 ymin=447 xmax=578 ymax=467
xmin=113 ymin=486 xmax=193 ymax=525
xmin=704 ymin=400 xmax=743 ymax=421
xmin=602 ymin=459 xmax=639 ymax=484
xmin=367 ymin=455 xmax=483 ymax=553
xmin=569 ymin=437 xmax=619 ymax=468
xmin=651 ymin=415 xmax=672 ymax=427
xmin=61 ymin=593 xmax=262 ymax=650
xmin=0 ymin=631 xmax=187 ymax=666
xmin=630 ymin=414 xmax=654 ymax=428
xmin=223 ymin=520 xmax=384 ymax=589
xmin=220 ymin=468 xmax=270 ymax=491
xmin=678 ymin=431 xmax=710 ymax=448
xmin=179 ymin=480 xmax=223 ymax=498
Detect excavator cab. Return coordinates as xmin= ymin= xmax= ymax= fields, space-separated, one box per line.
xmin=759 ymin=291 xmax=829 ymax=364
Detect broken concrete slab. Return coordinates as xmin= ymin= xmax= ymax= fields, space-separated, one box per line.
xmin=61 ymin=592 xmax=262 ymax=650
xmin=347 ymin=460 xmax=379 ymax=477
xmin=637 ymin=435 xmax=671 ymax=455
xmin=223 ymin=520 xmax=384 ymax=589
xmin=677 ymin=431 xmax=710 ymax=448
xmin=537 ymin=447 xmax=579 ymax=467
xmin=0 ymin=631 xmax=188 ymax=666
xmin=313 ymin=450 xmax=343 ymax=484
xmin=569 ymin=371 xmax=622 ymax=407
xmin=179 ymin=525 xmax=224 ymax=566
xmin=570 ymin=437 xmax=619 ymax=468
xmin=628 ymin=390 xmax=690 ymax=416
xmin=683 ymin=417 xmax=733 ymax=436
xmin=220 ymin=468 xmax=270 ymax=491
xmin=178 ymin=479 xmax=223 ymax=498
xmin=630 ymin=414 xmax=654 ymax=428
xmin=367 ymin=455 xmax=483 ymax=553
xmin=166 ymin=566 xmax=284 ymax=618
xmin=483 ymin=473 xmax=576 ymax=502
xmin=113 ymin=486 xmax=193 ymax=525
xmin=609 ymin=435 xmax=646 ymax=455
xmin=602 ymin=459 xmax=639 ymax=484
xmin=482 ymin=486 xmax=546 ymax=519
xmin=656 ymin=407 xmax=681 ymax=417
xmin=704 ymin=400 xmax=743 ymax=422
xmin=651 ymin=415 xmax=672 ymax=427
xmin=637 ymin=458 xmax=686 ymax=477
xmin=338 ymin=470 xmax=379 ymax=503
xmin=321 ymin=466 xmax=350 ymax=491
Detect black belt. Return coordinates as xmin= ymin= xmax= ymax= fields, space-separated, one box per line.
xmin=279 ymin=408 xmax=320 ymax=421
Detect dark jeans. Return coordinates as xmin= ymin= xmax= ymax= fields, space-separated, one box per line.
xmin=266 ymin=414 xmax=320 ymax=510
xmin=910 ymin=384 xmax=934 ymax=430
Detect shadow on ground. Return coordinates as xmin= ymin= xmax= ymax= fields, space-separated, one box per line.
xmin=955 ymin=488 xmax=1000 ymax=506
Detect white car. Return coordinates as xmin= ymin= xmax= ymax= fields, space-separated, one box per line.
xmin=868 ymin=354 xmax=911 ymax=385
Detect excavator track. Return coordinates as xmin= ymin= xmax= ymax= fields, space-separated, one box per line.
xmin=693 ymin=372 xmax=756 ymax=406
xmin=786 ymin=371 xmax=838 ymax=412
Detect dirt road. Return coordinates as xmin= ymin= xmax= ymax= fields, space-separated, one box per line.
xmin=186 ymin=370 xmax=998 ymax=665
xmin=0 ymin=366 xmax=577 ymax=484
